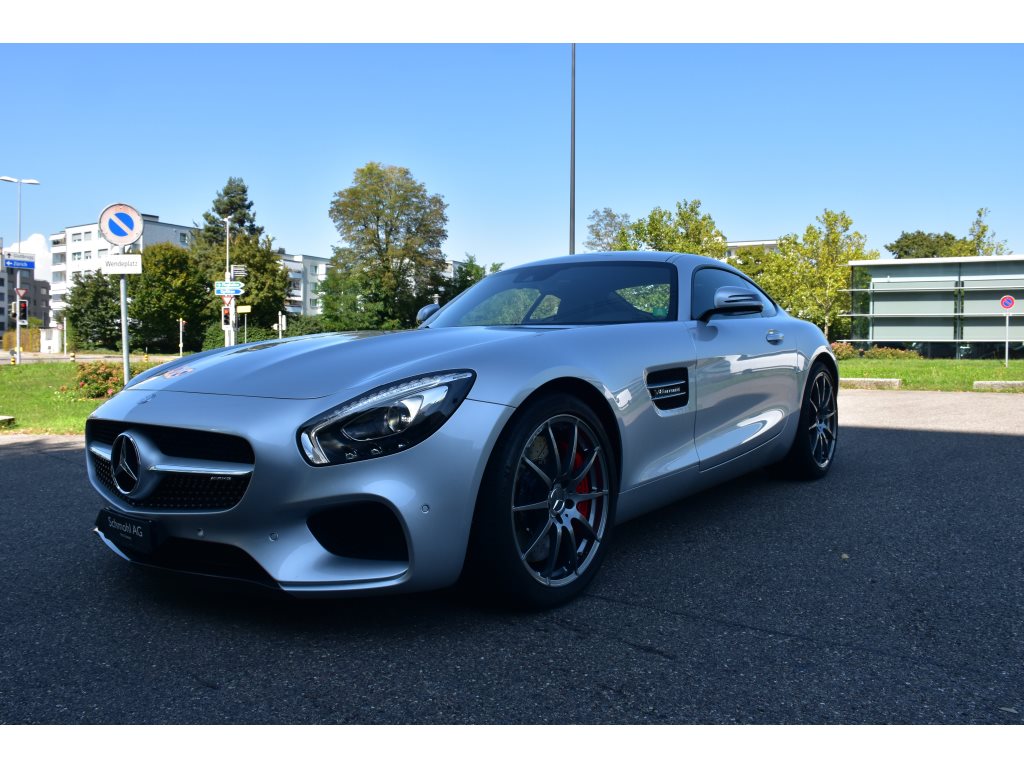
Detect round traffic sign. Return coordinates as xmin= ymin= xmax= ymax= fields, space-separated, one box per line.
xmin=1000 ymin=295 xmax=1016 ymax=310
xmin=99 ymin=203 xmax=144 ymax=246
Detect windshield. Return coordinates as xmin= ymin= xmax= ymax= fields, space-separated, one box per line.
xmin=426 ymin=261 xmax=678 ymax=327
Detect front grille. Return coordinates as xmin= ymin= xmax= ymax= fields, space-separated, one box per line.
xmin=87 ymin=419 xmax=254 ymax=464
xmin=94 ymin=455 xmax=251 ymax=510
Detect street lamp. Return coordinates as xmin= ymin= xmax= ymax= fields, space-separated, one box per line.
xmin=1 ymin=175 xmax=41 ymax=365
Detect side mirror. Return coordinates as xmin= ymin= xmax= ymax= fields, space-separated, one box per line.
xmin=416 ymin=303 xmax=440 ymax=325
xmin=700 ymin=286 xmax=764 ymax=322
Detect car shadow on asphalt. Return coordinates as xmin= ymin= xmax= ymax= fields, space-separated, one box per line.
xmin=12 ymin=424 xmax=1024 ymax=638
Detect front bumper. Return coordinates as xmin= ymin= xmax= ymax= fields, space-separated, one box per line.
xmin=87 ymin=388 xmax=513 ymax=596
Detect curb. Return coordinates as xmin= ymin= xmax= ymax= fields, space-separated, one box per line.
xmin=839 ymin=377 xmax=902 ymax=390
xmin=973 ymin=380 xmax=1024 ymax=391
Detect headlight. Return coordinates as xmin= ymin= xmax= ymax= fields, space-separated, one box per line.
xmin=298 ymin=370 xmax=476 ymax=466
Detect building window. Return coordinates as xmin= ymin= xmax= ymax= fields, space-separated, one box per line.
xmin=310 ymin=299 xmax=319 ymax=308
xmin=72 ymin=252 xmax=82 ymax=261
xmin=83 ymin=251 xmax=91 ymax=260
xmin=97 ymin=248 xmax=108 ymax=258
xmin=52 ymin=272 xmax=65 ymax=283
xmin=84 ymin=231 xmax=92 ymax=241
xmin=72 ymin=233 xmax=83 ymax=243
xmin=179 ymin=232 xmax=189 ymax=245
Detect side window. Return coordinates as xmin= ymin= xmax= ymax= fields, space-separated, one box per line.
xmin=691 ymin=267 xmax=775 ymax=321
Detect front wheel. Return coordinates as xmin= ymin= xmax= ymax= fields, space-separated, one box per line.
xmin=466 ymin=394 xmax=617 ymax=609
xmin=779 ymin=361 xmax=838 ymax=480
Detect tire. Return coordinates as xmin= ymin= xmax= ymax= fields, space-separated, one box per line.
xmin=466 ymin=393 xmax=617 ymax=609
xmin=778 ymin=360 xmax=838 ymax=480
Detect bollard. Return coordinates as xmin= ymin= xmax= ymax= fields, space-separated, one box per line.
xmin=69 ymin=351 xmax=76 ymax=363
xmin=144 ymin=352 xmax=150 ymax=363
xmin=9 ymin=351 xmax=16 ymax=365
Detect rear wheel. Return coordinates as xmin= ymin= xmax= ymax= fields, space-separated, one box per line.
xmin=779 ymin=361 xmax=838 ymax=480
xmin=467 ymin=394 xmax=616 ymax=608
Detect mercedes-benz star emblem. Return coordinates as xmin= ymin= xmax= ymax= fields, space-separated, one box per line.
xmin=111 ymin=434 xmax=142 ymax=496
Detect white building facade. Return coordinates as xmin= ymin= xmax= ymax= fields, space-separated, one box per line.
xmin=277 ymin=249 xmax=330 ymax=315
xmin=49 ymin=214 xmax=195 ymax=319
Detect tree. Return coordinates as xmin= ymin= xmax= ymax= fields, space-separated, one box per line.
xmin=885 ymin=209 xmax=1006 ymax=259
xmin=612 ymin=199 xmax=727 ymax=259
xmin=585 ymin=208 xmax=632 ymax=252
xmin=63 ymin=271 xmax=121 ymax=349
xmin=729 ymin=245 xmax=776 ymax=282
xmin=192 ymin=233 xmax=289 ymax=329
xmin=321 ymin=162 xmax=448 ymax=330
xmin=197 ymin=177 xmax=263 ymax=244
xmin=885 ymin=230 xmax=965 ymax=259
xmin=757 ymin=209 xmax=877 ymax=341
xmin=127 ymin=242 xmax=209 ymax=353
xmin=965 ymin=207 xmax=1007 ymax=257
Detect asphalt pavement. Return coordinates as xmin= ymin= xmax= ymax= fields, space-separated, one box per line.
xmin=1 ymin=390 xmax=1021 ymax=724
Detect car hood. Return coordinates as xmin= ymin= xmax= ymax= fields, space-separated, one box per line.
xmin=128 ymin=327 xmax=557 ymax=400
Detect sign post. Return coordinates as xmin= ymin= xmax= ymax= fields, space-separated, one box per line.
xmin=237 ymin=304 xmax=251 ymax=343
xmin=99 ymin=203 xmax=145 ymax=385
xmin=3 ymin=251 xmax=35 ymax=364
xmin=1000 ymin=295 xmax=1015 ymax=368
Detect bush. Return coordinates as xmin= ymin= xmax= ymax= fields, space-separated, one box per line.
xmin=863 ymin=346 xmax=921 ymax=360
xmin=830 ymin=341 xmax=858 ymax=360
xmin=75 ymin=361 xmax=156 ymax=398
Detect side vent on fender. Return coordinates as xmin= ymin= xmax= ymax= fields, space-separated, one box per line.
xmin=646 ymin=367 xmax=689 ymax=410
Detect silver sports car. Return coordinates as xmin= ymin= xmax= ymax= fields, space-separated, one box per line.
xmin=87 ymin=252 xmax=837 ymax=607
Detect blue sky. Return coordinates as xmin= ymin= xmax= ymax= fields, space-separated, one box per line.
xmin=2 ymin=43 xmax=1022 ymax=275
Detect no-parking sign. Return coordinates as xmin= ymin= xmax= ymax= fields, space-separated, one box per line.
xmin=99 ymin=203 xmax=144 ymax=247
xmin=999 ymin=295 xmax=1015 ymax=311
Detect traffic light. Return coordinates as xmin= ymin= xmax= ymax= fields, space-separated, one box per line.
xmin=17 ymin=299 xmax=28 ymax=326
xmin=221 ymin=306 xmax=232 ymax=330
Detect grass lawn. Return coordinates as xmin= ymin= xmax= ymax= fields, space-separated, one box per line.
xmin=2 ymin=358 xmax=1022 ymax=436
xmin=839 ymin=358 xmax=1024 ymax=391
xmin=0 ymin=363 xmax=107 ymax=434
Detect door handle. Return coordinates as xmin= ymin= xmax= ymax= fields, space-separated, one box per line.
xmin=765 ymin=330 xmax=784 ymax=344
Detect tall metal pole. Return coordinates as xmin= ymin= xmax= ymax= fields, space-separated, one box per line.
xmin=224 ymin=215 xmax=233 ymax=347
xmin=15 ymin=182 xmax=22 ymax=364
xmin=569 ymin=43 xmax=576 ymax=255
xmin=1 ymin=177 xmax=40 ymax=364
xmin=119 ymin=261 xmax=130 ymax=384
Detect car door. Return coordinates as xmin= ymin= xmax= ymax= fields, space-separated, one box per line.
xmin=689 ymin=266 xmax=799 ymax=471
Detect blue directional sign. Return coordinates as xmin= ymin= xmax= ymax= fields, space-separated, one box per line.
xmin=3 ymin=253 xmax=34 ymax=269
xmin=99 ymin=203 xmax=144 ymax=246
xmin=214 ymin=280 xmax=245 ymax=297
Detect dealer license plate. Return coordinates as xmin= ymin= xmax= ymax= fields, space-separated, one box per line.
xmin=96 ymin=508 xmax=156 ymax=555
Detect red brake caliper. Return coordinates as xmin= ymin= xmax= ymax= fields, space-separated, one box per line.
xmin=573 ymin=447 xmax=591 ymax=523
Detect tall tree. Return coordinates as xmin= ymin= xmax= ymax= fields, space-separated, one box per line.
xmin=321 ymin=162 xmax=448 ymax=329
xmin=757 ymin=209 xmax=877 ymax=341
xmin=965 ymin=207 xmax=1008 ymax=257
xmin=585 ymin=208 xmax=632 ymax=252
xmin=612 ymin=199 xmax=727 ymax=259
xmin=198 ymin=177 xmax=264 ymax=244
xmin=63 ymin=271 xmax=121 ymax=350
xmin=127 ymin=242 xmax=209 ymax=353
xmin=885 ymin=230 xmax=965 ymax=260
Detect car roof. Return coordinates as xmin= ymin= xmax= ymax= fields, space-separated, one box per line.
xmin=516 ymin=251 xmax=732 ymax=272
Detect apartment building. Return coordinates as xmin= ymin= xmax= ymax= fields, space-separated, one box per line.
xmin=49 ymin=214 xmax=195 ymax=318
